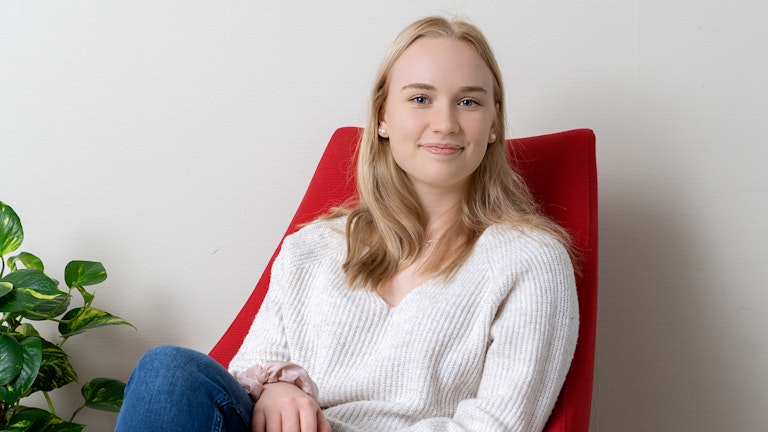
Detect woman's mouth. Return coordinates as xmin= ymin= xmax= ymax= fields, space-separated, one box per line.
xmin=420 ymin=143 xmax=464 ymax=155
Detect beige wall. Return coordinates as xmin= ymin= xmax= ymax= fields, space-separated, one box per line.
xmin=2 ymin=1 xmax=766 ymax=430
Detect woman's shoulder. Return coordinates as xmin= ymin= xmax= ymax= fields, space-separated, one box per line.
xmin=278 ymin=217 xmax=346 ymax=264
xmin=470 ymin=225 xmax=575 ymax=302
xmin=477 ymin=224 xmax=572 ymax=269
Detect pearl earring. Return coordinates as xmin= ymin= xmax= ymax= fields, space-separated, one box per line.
xmin=378 ymin=127 xmax=388 ymax=137
xmin=489 ymin=133 xmax=497 ymax=143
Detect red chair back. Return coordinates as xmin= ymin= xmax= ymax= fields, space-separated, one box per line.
xmin=209 ymin=126 xmax=598 ymax=432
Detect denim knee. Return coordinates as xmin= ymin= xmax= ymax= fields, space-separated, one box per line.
xmin=129 ymin=345 xmax=239 ymax=390
xmin=137 ymin=344 xmax=198 ymax=367
xmin=117 ymin=345 xmax=253 ymax=432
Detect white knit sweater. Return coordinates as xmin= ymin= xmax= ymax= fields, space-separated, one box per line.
xmin=229 ymin=219 xmax=578 ymax=432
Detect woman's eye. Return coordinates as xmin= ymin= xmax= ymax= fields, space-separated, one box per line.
xmin=410 ymin=95 xmax=429 ymax=104
xmin=459 ymin=99 xmax=479 ymax=107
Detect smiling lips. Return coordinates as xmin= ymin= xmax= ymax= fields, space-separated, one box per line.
xmin=420 ymin=143 xmax=465 ymax=155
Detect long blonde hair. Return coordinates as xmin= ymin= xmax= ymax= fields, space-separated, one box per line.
xmin=330 ymin=16 xmax=571 ymax=289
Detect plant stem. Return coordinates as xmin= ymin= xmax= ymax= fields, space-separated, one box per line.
xmin=0 ymin=401 xmax=8 ymax=426
xmin=43 ymin=391 xmax=56 ymax=416
xmin=47 ymin=296 xmax=71 ymax=319
xmin=70 ymin=404 xmax=86 ymax=423
xmin=1 ymin=313 xmax=19 ymax=331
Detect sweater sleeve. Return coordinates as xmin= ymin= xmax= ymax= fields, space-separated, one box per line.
xmin=228 ymin=246 xmax=293 ymax=376
xmin=400 ymin=235 xmax=579 ymax=432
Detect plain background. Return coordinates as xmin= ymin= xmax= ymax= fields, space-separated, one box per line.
xmin=2 ymin=1 xmax=767 ymax=430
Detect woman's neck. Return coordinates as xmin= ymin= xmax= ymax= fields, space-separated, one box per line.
xmin=421 ymin=200 xmax=461 ymax=241
xmin=416 ymin=185 xmax=465 ymax=227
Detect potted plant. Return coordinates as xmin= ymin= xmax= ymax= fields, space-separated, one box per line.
xmin=0 ymin=200 xmax=133 ymax=431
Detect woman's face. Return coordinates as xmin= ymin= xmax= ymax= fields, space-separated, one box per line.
xmin=379 ymin=37 xmax=497 ymax=199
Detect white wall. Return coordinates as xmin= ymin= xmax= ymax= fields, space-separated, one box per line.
xmin=2 ymin=1 xmax=766 ymax=430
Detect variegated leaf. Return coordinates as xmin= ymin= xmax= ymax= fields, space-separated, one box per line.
xmin=64 ymin=261 xmax=107 ymax=288
xmin=8 ymin=252 xmax=44 ymax=272
xmin=29 ymin=339 xmax=77 ymax=393
xmin=4 ymin=406 xmax=85 ymax=432
xmin=81 ymin=377 xmax=125 ymax=412
xmin=0 ymin=201 xmax=24 ymax=257
xmin=0 ymin=269 xmax=68 ymax=316
xmin=58 ymin=307 xmax=134 ymax=338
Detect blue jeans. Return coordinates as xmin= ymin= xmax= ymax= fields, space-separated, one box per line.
xmin=115 ymin=345 xmax=254 ymax=432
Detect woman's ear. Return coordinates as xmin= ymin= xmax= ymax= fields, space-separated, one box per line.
xmin=489 ymin=103 xmax=500 ymax=142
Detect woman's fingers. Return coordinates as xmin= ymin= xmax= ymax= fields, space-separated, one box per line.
xmin=252 ymin=409 xmax=266 ymax=432
xmin=269 ymin=411 xmax=288 ymax=432
xmin=253 ymin=382 xmax=325 ymax=431
xmin=298 ymin=402 xmax=318 ymax=431
xmin=317 ymin=410 xmax=332 ymax=432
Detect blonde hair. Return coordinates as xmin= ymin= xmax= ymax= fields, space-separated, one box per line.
xmin=329 ymin=16 xmax=571 ymax=289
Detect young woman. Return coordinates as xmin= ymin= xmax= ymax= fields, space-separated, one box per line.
xmin=115 ymin=16 xmax=578 ymax=432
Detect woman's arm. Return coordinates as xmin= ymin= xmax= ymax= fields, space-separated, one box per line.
xmin=228 ymin=241 xmax=330 ymax=432
xmin=228 ymin=244 xmax=295 ymax=375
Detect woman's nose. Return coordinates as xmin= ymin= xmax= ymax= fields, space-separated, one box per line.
xmin=429 ymin=102 xmax=460 ymax=135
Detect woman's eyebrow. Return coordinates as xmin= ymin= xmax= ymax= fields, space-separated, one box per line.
xmin=401 ymin=83 xmax=436 ymax=92
xmin=460 ymin=86 xmax=488 ymax=94
xmin=400 ymin=83 xmax=488 ymax=94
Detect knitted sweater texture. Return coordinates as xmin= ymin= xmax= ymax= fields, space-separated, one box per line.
xmin=229 ymin=219 xmax=579 ymax=432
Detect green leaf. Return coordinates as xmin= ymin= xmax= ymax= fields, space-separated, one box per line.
xmin=0 ymin=201 xmax=24 ymax=257
xmin=0 ymin=269 xmax=69 ymax=317
xmin=63 ymin=261 xmax=105 ymax=306
xmin=8 ymin=252 xmax=44 ymax=272
xmin=0 ymin=281 xmax=12 ymax=298
xmin=58 ymin=307 xmax=134 ymax=338
xmin=4 ymin=407 xmax=84 ymax=432
xmin=14 ymin=323 xmax=40 ymax=338
xmin=0 ymin=333 xmax=23 ymax=385
xmin=64 ymin=261 xmax=107 ymax=288
xmin=0 ymin=336 xmax=42 ymax=405
xmin=81 ymin=377 xmax=125 ymax=412
xmin=29 ymin=339 xmax=77 ymax=393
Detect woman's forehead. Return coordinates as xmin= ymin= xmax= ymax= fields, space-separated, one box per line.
xmin=389 ymin=38 xmax=494 ymax=92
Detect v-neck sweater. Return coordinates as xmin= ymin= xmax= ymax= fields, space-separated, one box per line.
xmin=229 ymin=219 xmax=578 ymax=432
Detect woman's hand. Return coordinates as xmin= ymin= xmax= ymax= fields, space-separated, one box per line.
xmin=252 ymin=382 xmax=331 ymax=432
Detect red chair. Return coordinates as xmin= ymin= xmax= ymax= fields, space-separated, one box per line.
xmin=210 ymin=127 xmax=598 ymax=432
